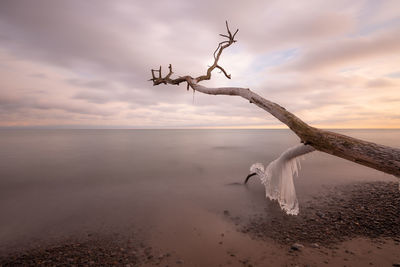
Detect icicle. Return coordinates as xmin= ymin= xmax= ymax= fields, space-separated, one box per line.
xmin=247 ymin=144 xmax=315 ymax=215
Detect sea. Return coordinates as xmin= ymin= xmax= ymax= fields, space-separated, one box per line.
xmin=0 ymin=129 xmax=398 ymax=254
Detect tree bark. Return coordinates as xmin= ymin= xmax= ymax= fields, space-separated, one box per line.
xmin=149 ymin=22 xmax=400 ymax=178
xmin=191 ymin=84 xmax=400 ymax=177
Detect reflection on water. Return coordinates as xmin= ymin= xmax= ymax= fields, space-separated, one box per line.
xmin=0 ymin=129 xmax=398 ymax=252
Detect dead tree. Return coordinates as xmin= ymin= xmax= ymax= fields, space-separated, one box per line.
xmin=149 ymin=22 xmax=400 ymax=178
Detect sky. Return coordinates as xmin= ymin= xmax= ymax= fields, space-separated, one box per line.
xmin=0 ymin=0 xmax=399 ymax=129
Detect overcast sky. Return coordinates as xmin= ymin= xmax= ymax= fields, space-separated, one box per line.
xmin=0 ymin=0 xmax=399 ymax=129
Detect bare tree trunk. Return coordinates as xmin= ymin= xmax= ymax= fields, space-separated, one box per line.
xmin=149 ymin=22 xmax=400 ymax=178
xmin=191 ymin=84 xmax=400 ymax=177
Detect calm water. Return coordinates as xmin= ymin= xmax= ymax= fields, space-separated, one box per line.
xmin=0 ymin=129 xmax=398 ymax=253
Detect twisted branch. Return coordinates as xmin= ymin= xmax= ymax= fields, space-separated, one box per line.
xmin=149 ymin=21 xmax=238 ymax=89
xmin=148 ymin=22 xmax=400 ymax=178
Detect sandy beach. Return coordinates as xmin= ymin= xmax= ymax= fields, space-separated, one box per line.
xmin=1 ymin=181 xmax=399 ymax=266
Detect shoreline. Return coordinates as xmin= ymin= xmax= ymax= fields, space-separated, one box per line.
xmin=1 ymin=181 xmax=399 ymax=266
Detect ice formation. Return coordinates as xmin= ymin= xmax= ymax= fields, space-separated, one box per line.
xmin=247 ymin=144 xmax=315 ymax=215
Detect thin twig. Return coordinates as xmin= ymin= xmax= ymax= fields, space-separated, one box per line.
xmin=149 ymin=21 xmax=238 ymax=87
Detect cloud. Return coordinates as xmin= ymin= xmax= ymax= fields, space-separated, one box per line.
xmin=0 ymin=0 xmax=399 ymax=128
xmin=277 ymin=27 xmax=400 ymax=72
xmin=366 ymin=78 xmax=395 ymax=88
xmin=0 ymin=91 xmax=116 ymax=116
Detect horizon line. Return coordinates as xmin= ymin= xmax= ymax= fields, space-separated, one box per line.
xmin=1 ymin=126 xmax=399 ymax=130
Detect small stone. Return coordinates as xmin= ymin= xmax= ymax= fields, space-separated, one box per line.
xmin=311 ymin=243 xmax=319 ymax=248
xmin=223 ymin=210 xmax=230 ymax=216
xmin=291 ymin=243 xmax=304 ymax=251
xmin=176 ymin=259 xmax=184 ymax=264
xmin=392 ymin=263 xmax=400 ymax=267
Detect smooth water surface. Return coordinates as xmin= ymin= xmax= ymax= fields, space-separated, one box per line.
xmin=0 ymin=129 xmax=398 ymax=253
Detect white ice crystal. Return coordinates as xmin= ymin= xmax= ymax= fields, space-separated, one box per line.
xmin=249 ymin=144 xmax=315 ymax=215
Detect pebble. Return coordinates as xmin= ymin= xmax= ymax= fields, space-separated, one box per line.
xmin=1 ymin=182 xmax=398 ymax=266
xmin=0 ymin=237 xmax=145 ymax=266
xmin=291 ymin=243 xmax=304 ymax=251
xmin=242 ymin=182 xmax=400 ymax=245
xmin=311 ymin=243 xmax=319 ymax=248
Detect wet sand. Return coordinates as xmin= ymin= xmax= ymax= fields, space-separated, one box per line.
xmin=1 ymin=181 xmax=399 ymax=266
xmin=1 ymin=232 xmax=399 ymax=266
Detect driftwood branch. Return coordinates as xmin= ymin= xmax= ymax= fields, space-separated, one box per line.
xmin=149 ymin=22 xmax=400 ymax=178
xmin=149 ymin=21 xmax=237 ymax=89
